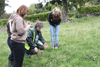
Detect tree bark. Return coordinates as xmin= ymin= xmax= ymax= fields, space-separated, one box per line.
xmin=0 ymin=0 xmax=5 ymax=17
xmin=62 ymin=0 xmax=68 ymax=22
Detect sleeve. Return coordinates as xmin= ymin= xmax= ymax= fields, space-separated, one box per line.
xmin=48 ymin=11 xmax=53 ymax=23
xmin=26 ymin=30 xmax=37 ymax=48
xmin=39 ymin=31 xmax=46 ymax=44
xmin=15 ymin=17 xmax=27 ymax=36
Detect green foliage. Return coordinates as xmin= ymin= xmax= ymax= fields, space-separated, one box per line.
xmin=68 ymin=13 xmax=75 ymax=17
xmin=0 ymin=19 xmax=8 ymax=26
xmin=25 ymin=11 xmax=50 ymax=21
xmin=0 ymin=13 xmax=11 ymax=19
xmin=91 ymin=0 xmax=100 ymax=5
xmin=0 ymin=0 xmax=9 ymax=16
xmin=76 ymin=5 xmax=100 ymax=14
xmin=44 ymin=2 xmax=62 ymax=11
xmin=35 ymin=3 xmax=43 ymax=9
xmin=34 ymin=8 xmax=45 ymax=14
xmin=0 ymin=0 xmax=5 ymax=16
xmin=27 ymin=4 xmax=36 ymax=15
xmin=26 ymin=3 xmax=62 ymax=21
xmin=26 ymin=11 xmax=75 ymax=21
xmin=69 ymin=0 xmax=89 ymax=6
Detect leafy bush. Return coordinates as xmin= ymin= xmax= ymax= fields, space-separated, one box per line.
xmin=0 ymin=13 xmax=11 ymax=19
xmin=76 ymin=5 xmax=100 ymax=14
xmin=27 ymin=4 xmax=36 ymax=15
xmin=25 ymin=11 xmax=50 ymax=21
xmin=68 ymin=13 xmax=75 ymax=17
xmin=0 ymin=19 xmax=8 ymax=26
xmin=44 ymin=3 xmax=62 ymax=12
xmin=25 ymin=11 xmax=75 ymax=21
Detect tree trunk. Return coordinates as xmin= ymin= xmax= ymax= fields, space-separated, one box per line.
xmin=0 ymin=0 xmax=5 ymax=17
xmin=62 ymin=0 xmax=68 ymax=22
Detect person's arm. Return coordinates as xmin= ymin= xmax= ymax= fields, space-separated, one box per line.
xmin=39 ymin=31 xmax=46 ymax=44
xmin=51 ymin=19 xmax=61 ymax=25
xmin=39 ymin=31 xmax=48 ymax=48
xmin=48 ymin=11 xmax=53 ymax=23
xmin=15 ymin=17 xmax=27 ymax=36
xmin=26 ymin=30 xmax=37 ymax=48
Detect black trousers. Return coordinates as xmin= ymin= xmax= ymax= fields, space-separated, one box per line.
xmin=26 ymin=44 xmax=44 ymax=55
xmin=10 ymin=40 xmax=25 ymax=67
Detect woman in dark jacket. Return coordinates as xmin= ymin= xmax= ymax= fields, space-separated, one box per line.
xmin=48 ymin=7 xmax=62 ymax=48
xmin=25 ymin=21 xmax=48 ymax=58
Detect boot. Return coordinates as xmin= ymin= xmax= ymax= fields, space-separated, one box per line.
xmin=54 ymin=43 xmax=59 ymax=49
xmin=26 ymin=53 xmax=31 ymax=58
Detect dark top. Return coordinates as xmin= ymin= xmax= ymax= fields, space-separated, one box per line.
xmin=48 ymin=11 xmax=61 ymax=26
xmin=26 ymin=27 xmax=46 ymax=48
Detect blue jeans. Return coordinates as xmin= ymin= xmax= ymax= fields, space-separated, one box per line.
xmin=7 ymin=37 xmax=13 ymax=61
xmin=49 ymin=25 xmax=60 ymax=45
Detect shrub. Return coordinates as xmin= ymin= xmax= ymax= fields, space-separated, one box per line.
xmin=68 ymin=13 xmax=75 ymax=17
xmin=25 ymin=11 xmax=50 ymax=21
xmin=76 ymin=5 xmax=100 ymax=14
xmin=0 ymin=13 xmax=11 ymax=19
xmin=0 ymin=19 xmax=8 ymax=26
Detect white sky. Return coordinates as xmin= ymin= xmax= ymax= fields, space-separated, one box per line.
xmin=5 ymin=0 xmax=47 ymax=13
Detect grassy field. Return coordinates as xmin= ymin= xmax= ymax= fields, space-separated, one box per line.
xmin=0 ymin=16 xmax=100 ymax=67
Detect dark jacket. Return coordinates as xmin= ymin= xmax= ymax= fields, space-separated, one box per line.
xmin=26 ymin=27 xmax=46 ymax=48
xmin=48 ymin=11 xmax=61 ymax=26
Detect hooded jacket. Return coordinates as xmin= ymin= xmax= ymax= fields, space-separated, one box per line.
xmin=7 ymin=13 xmax=27 ymax=43
xmin=26 ymin=26 xmax=46 ymax=48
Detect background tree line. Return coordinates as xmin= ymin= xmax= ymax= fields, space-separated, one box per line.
xmin=1 ymin=0 xmax=100 ymax=22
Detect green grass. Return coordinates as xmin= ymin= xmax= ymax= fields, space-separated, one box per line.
xmin=0 ymin=16 xmax=100 ymax=67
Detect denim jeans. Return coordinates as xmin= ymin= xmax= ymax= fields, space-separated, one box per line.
xmin=49 ymin=25 xmax=60 ymax=45
xmin=7 ymin=37 xmax=13 ymax=61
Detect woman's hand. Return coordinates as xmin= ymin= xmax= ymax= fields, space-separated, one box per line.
xmin=34 ymin=47 xmax=38 ymax=53
xmin=26 ymin=21 xmax=30 ymax=30
xmin=51 ymin=19 xmax=53 ymax=21
xmin=44 ymin=43 xmax=48 ymax=48
xmin=54 ymin=24 xmax=57 ymax=26
xmin=27 ymin=21 xmax=30 ymax=25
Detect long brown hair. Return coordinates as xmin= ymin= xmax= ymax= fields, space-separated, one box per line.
xmin=52 ymin=7 xmax=62 ymax=20
xmin=17 ymin=5 xmax=29 ymax=18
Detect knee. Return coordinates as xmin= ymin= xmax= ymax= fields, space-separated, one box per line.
xmin=55 ymin=34 xmax=59 ymax=37
xmin=51 ymin=33 xmax=54 ymax=37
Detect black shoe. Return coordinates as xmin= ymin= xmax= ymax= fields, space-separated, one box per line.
xmin=8 ymin=60 xmax=13 ymax=67
xmin=26 ymin=53 xmax=31 ymax=58
xmin=57 ymin=43 xmax=59 ymax=47
xmin=31 ymin=51 xmax=37 ymax=55
xmin=54 ymin=43 xmax=59 ymax=49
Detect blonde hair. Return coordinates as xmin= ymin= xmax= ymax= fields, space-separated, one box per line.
xmin=52 ymin=7 xmax=62 ymax=20
xmin=17 ymin=5 xmax=29 ymax=18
